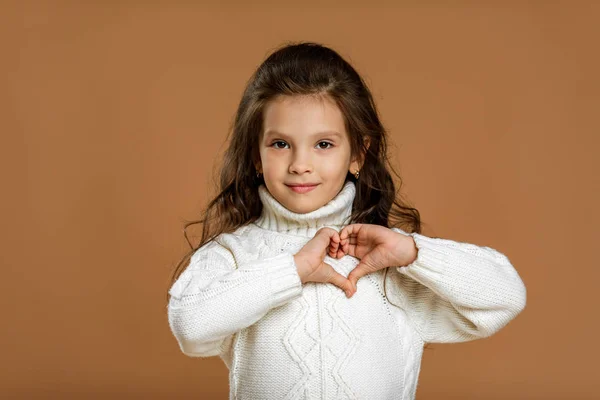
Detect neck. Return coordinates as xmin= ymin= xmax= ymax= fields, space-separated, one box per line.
xmin=253 ymin=181 xmax=356 ymax=237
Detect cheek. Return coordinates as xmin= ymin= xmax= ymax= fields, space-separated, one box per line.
xmin=319 ymin=156 xmax=346 ymax=171
xmin=261 ymin=155 xmax=285 ymax=175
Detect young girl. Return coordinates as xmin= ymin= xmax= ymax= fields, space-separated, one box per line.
xmin=167 ymin=41 xmax=527 ymax=400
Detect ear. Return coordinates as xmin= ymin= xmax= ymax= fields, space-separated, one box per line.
xmin=349 ymin=137 xmax=371 ymax=173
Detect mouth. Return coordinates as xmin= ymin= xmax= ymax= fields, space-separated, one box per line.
xmin=286 ymin=183 xmax=319 ymax=187
xmin=286 ymin=183 xmax=319 ymax=193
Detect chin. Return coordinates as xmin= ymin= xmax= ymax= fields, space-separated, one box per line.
xmin=281 ymin=196 xmax=318 ymax=213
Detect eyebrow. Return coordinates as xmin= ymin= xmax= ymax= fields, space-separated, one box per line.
xmin=263 ymin=130 xmax=343 ymax=140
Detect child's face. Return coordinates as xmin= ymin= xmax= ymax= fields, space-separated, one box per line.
xmin=258 ymin=94 xmax=361 ymax=214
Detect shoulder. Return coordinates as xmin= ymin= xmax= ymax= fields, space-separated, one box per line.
xmin=215 ymin=224 xmax=263 ymax=251
xmin=188 ymin=237 xmax=235 ymax=269
xmin=191 ymin=223 xmax=274 ymax=267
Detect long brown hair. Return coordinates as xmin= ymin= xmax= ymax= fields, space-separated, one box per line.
xmin=169 ymin=41 xmax=426 ymax=342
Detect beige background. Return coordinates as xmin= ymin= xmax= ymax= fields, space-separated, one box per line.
xmin=2 ymin=1 xmax=598 ymax=399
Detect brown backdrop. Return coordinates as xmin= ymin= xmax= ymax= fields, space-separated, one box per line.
xmin=2 ymin=1 xmax=598 ymax=399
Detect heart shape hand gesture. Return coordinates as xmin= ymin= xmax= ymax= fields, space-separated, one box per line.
xmin=294 ymin=225 xmax=417 ymax=298
xmin=339 ymin=223 xmax=417 ymax=292
xmin=294 ymin=227 xmax=355 ymax=298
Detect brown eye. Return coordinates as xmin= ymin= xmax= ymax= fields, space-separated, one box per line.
xmin=272 ymin=141 xmax=288 ymax=149
xmin=271 ymin=141 xmax=333 ymax=150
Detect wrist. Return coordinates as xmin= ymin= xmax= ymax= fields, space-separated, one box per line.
xmin=294 ymin=254 xmax=312 ymax=283
xmin=394 ymin=233 xmax=418 ymax=267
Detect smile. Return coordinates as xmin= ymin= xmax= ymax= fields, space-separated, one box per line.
xmin=286 ymin=184 xmax=319 ymax=194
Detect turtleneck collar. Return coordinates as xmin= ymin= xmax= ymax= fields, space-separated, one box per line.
xmin=252 ymin=181 xmax=356 ymax=238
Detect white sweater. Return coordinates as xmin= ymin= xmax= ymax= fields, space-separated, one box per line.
xmin=167 ymin=180 xmax=527 ymax=400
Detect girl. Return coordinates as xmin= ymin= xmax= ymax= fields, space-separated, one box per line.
xmin=167 ymin=41 xmax=527 ymax=400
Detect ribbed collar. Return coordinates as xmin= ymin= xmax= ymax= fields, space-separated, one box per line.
xmin=253 ymin=181 xmax=356 ymax=237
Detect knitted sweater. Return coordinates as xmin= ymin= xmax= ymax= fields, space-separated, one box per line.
xmin=167 ymin=180 xmax=527 ymax=400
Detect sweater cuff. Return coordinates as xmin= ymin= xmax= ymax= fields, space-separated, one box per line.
xmin=266 ymin=252 xmax=303 ymax=309
xmin=397 ymin=232 xmax=450 ymax=273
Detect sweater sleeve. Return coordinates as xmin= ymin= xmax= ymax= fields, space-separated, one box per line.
xmin=167 ymin=239 xmax=303 ymax=357
xmin=388 ymin=227 xmax=527 ymax=344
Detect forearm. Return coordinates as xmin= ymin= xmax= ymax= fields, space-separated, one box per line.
xmin=389 ymin=228 xmax=527 ymax=342
xmin=168 ymin=252 xmax=303 ymax=354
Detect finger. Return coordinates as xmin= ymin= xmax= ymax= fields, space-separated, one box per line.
xmin=340 ymin=224 xmax=365 ymax=240
xmin=325 ymin=269 xmax=355 ymax=298
xmin=331 ymin=244 xmax=339 ymax=258
xmin=347 ymin=264 xmax=368 ymax=292
xmin=339 ymin=224 xmax=363 ymax=241
xmin=318 ymin=227 xmax=336 ymax=249
xmin=328 ymin=232 xmax=340 ymax=258
xmin=334 ymin=231 xmax=345 ymax=258
xmin=339 ymin=225 xmax=361 ymax=256
xmin=342 ymin=240 xmax=357 ymax=257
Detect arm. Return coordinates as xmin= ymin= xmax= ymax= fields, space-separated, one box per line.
xmin=388 ymin=227 xmax=527 ymax=343
xmin=167 ymin=239 xmax=303 ymax=357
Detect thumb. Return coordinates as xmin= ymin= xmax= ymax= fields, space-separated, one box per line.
xmin=347 ymin=263 xmax=369 ymax=293
xmin=324 ymin=266 xmax=355 ymax=298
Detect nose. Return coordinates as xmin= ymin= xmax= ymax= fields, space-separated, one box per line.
xmin=288 ymin=149 xmax=313 ymax=174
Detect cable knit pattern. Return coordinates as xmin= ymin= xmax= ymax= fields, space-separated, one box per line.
xmin=167 ymin=181 xmax=527 ymax=399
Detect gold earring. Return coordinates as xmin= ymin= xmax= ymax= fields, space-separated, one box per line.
xmin=354 ymin=170 xmax=360 ymax=179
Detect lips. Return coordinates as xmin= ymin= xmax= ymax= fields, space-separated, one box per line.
xmin=286 ymin=183 xmax=319 ymax=194
xmin=286 ymin=183 xmax=319 ymax=187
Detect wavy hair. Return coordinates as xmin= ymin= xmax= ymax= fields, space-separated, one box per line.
xmin=168 ymin=41 xmax=428 ymax=344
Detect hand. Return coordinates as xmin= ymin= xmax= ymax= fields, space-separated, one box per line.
xmin=339 ymin=224 xmax=417 ymax=293
xmin=294 ymin=227 xmax=355 ymax=298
